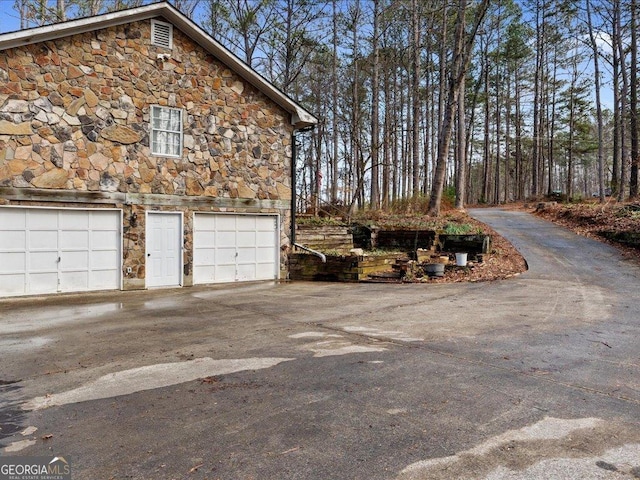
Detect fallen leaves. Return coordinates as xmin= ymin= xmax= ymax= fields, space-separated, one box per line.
xmin=535 ymin=201 xmax=640 ymax=264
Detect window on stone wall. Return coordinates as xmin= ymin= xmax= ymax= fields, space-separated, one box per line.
xmin=151 ymin=106 xmax=183 ymax=157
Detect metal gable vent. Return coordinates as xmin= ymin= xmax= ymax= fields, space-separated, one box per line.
xmin=151 ymin=19 xmax=173 ymax=49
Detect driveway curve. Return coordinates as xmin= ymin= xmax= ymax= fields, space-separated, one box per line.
xmin=1 ymin=208 xmax=639 ymax=480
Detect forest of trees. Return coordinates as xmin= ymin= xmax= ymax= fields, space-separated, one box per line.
xmin=5 ymin=0 xmax=640 ymax=216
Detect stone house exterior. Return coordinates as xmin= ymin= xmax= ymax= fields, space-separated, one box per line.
xmin=0 ymin=2 xmax=317 ymax=296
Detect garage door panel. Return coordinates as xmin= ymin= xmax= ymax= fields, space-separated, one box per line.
xmin=62 ymin=251 xmax=89 ymax=269
xmin=216 ymin=231 xmax=236 ymax=247
xmin=29 ymin=272 xmax=59 ymax=293
xmin=29 ymin=250 xmax=58 ymax=269
xmin=60 ymin=271 xmax=89 ymax=290
xmin=30 ymin=231 xmax=58 ymax=249
xmin=92 ymin=250 xmax=120 ymax=270
xmin=194 ymin=231 xmax=215 ymax=249
xmin=237 ymin=231 xmax=256 ymax=247
xmin=216 ymin=265 xmax=236 ymax=282
xmin=0 ymin=231 xmax=26 ymax=249
xmin=0 ymin=209 xmax=26 ymax=229
xmin=256 ymin=230 xmax=276 ymax=246
xmin=195 ymin=248 xmax=215 ymax=265
xmin=0 ymin=252 xmax=26 ymax=272
xmin=2 ymin=274 xmax=26 ymax=295
xmin=236 ymin=216 xmax=256 ymax=230
xmin=256 ymin=216 xmax=275 ymax=229
xmin=60 ymin=230 xmax=89 ymax=249
xmin=91 ymin=210 xmax=120 ymax=229
xmin=216 ymin=215 xmax=236 ymax=229
xmin=60 ymin=210 xmax=89 ymax=229
xmin=237 ymin=264 xmax=256 ymax=280
xmin=91 ymin=230 xmax=119 ymax=250
xmin=256 ymin=247 xmax=275 ymax=263
xmin=217 ymin=247 xmax=236 ymax=265
xmin=27 ymin=210 xmax=57 ymax=229
xmin=92 ymin=270 xmax=119 ymax=289
xmin=237 ymin=247 xmax=256 ymax=263
xmin=195 ymin=265 xmax=215 ymax=282
xmin=195 ymin=214 xmax=216 ymax=231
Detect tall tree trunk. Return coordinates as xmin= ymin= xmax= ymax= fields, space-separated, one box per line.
xmin=411 ymin=0 xmax=421 ymax=198
xmin=611 ymin=0 xmax=621 ymax=197
xmin=630 ymin=0 xmax=639 ymax=198
xmin=532 ymin=0 xmax=543 ymax=198
xmin=515 ymin=69 xmax=524 ymax=200
xmin=586 ymin=0 xmax=606 ymax=203
xmin=436 ymin=2 xmax=448 ymax=189
xmin=616 ymin=0 xmax=630 ymax=200
xmin=504 ymin=77 xmax=511 ymax=203
xmin=455 ymin=81 xmax=466 ymax=209
xmin=482 ymin=60 xmax=491 ymax=203
xmin=383 ymin=65 xmax=391 ymax=209
xmin=331 ymin=0 xmax=339 ymax=204
xmin=348 ymin=1 xmax=361 ymax=216
xmin=495 ymin=67 xmax=501 ymax=205
xmin=428 ymin=0 xmax=490 ymax=216
xmin=370 ymin=0 xmax=381 ymax=209
xmin=547 ymin=46 xmax=558 ymax=196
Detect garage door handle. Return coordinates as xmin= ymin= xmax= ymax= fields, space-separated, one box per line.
xmin=57 ymin=257 xmax=61 ymax=263
xmin=147 ymin=253 xmax=151 ymax=257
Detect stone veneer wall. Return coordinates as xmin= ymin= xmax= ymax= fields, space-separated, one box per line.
xmin=0 ymin=19 xmax=295 ymax=288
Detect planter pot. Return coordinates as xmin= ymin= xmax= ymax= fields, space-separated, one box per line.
xmin=455 ymin=252 xmax=468 ymax=266
xmin=424 ymin=263 xmax=445 ymax=277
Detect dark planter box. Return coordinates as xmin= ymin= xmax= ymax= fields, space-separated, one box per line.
xmin=437 ymin=234 xmax=492 ymax=255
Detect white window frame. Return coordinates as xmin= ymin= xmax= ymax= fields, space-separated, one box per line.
xmin=150 ymin=105 xmax=183 ymax=158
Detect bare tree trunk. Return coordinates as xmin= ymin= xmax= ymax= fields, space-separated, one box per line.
xmin=515 ymin=68 xmax=524 ymax=200
xmin=612 ymin=0 xmax=621 ymax=197
xmin=495 ymin=57 xmax=501 ymax=204
xmin=455 ymin=82 xmax=466 ymax=209
xmin=411 ymin=0 xmax=421 ymax=198
xmin=630 ymin=0 xmax=639 ymax=198
xmin=586 ymin=0 xmax=606 ymax=203
xmin=370 ymin=0 xmax=381 ymax=209
xmin=616 ymin=0 xmax=630 ymax=200
xmin=383 ymin=66 xmax=391 ymax=209
xmin=331 ymin=0 xmax=339 ymax=204
xmin=532 ymin=0 xmax=544 ymax=198
xmin=547 ymin=46 xmax=558 ymax=196
xmin=505 ymin=77 xmax=511 ymax=203
xmin=566 ymin=37 xmax=579 ymax=200
xmin=428 ymin=0 xmax=490 ymax=216
xmin=437 ymin=2 xmax=448 ymax=189
xmin=482 ymin=60 xmax=491 ymax=203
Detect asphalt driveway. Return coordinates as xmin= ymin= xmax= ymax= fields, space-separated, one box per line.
xmin=1 ymin=209 xmax=640 ymax=479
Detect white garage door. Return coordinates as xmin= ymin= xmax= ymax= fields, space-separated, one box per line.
xmin=194 ymin=213 xmax=279 ymax=284
xmin=0 ymin=207 xmax=121 ymax=296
